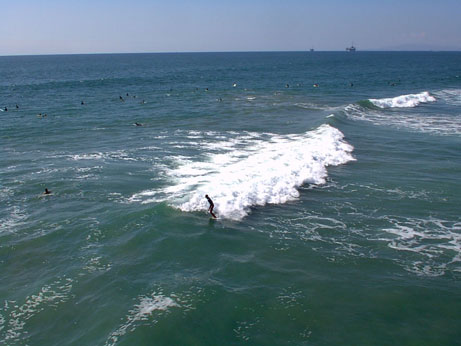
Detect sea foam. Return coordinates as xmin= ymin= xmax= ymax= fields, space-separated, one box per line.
xmin=433 ymin=89 xmax=461 ymax=106
xmin=369 ymin=91 xmax=436 ymax=108
xmin=106 ymin=292 xmax=179 ymax=346
xmin=131 ymin=124 xmax=355 ymax=220
xmin=344 ymin=103 xmax=461 ymax=136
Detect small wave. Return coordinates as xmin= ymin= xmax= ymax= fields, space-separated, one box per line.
xmin=433 ymin=89 xmax=461 ymax=106
xmin=343 ymin=103 xmax=461 ymax=136
xmin=130 ymin=124 xmax=355 ymax=220
xmin=369 ymin=91 xmax=436 ymax=108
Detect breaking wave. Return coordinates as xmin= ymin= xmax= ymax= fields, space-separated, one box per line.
xmin=369 ymin=91 xmax=436 ymax=108
xmin=130 ymin=124 xmax=355 ymax=220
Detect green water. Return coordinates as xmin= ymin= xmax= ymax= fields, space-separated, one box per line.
xmin=1 ymin=52 xmax=460 ymax=345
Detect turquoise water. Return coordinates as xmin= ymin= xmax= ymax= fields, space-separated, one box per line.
xmin=1 ymin=52 xmax=460 ymax=345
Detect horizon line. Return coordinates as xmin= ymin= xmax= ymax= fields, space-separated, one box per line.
xmin=1 ymin=49 xmax=461 ymax=57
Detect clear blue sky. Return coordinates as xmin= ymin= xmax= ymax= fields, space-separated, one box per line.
xmin=2 ymin=0 xmax=460 ymax=55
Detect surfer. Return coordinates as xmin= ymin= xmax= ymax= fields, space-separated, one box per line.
xmin=135 ymin=122 xmax=143 ymax=126
xmin=205 ymin=195 xmax=217 ymax=218
xmin=44 ymin=188 xmax=52 ymax=195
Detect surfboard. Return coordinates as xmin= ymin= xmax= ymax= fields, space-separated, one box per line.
xmin=39 ymin=193 xmax=53 ymax=198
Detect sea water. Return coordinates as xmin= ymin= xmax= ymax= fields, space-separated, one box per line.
xmin=1 ymin=52 xmax=460 ymax=345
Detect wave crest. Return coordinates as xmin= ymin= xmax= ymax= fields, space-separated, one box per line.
xmin=369 ymin=91 xmax=436 ymax=108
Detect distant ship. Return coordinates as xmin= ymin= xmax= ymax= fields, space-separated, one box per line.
xmin=310 ymin=48 xmax=314 ymax=52
xmin=346 ymin=44 xmax=356 ymax=52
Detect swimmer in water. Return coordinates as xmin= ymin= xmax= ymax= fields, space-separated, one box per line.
xmin=135 ymin=122 xmax=143 ymax=126
xmin=44 ymin=188 xmax=52 ymax=195
xmin=205 ymin=195 xmax=217 ymax=218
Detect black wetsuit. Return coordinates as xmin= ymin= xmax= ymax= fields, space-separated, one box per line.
xmin=206 ymin=196 xmax=217 ymax=218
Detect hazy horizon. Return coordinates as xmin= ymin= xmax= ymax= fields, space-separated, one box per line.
xmin=2 ymin=0 xmax=460 ymax=56
xmin=2 ymin=49 xmax=461 ymax=58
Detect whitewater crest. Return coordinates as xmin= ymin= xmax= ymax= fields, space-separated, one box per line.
xmin=131 ymin=124 xmax=355 ymax=220
xmin=369 ymin=91 xmax=436 ymax=108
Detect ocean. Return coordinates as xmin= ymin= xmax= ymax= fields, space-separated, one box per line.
xmin=1 ymin=51 xmax=460 ymax=345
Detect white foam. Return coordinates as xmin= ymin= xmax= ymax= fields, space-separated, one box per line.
xmin=83 ymin=256 xmax=112 ymax=273
xmin=379 ymin=216 xmax=461 ymax=276
xmin=131 ymin=125 xmax=355 ymax=220
xmin=344 ymin=103 xmax=461 ymax=136
xmin=70 ymin=150 xmax=136 ymax=162
xmin=0 ymin=206 xmax=27 ymax=235
xmin=369 ymin=91 xmax=436 ymax=108
xmin=433 ymin=89 xmax=461 ymax=106
xmin=106 ymin=292 xmax=178 ymax=346
xmin=70 ymin=153 xmax=107 ymax=161
xmin=1 ymin=278 xmax=73 ymax=343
